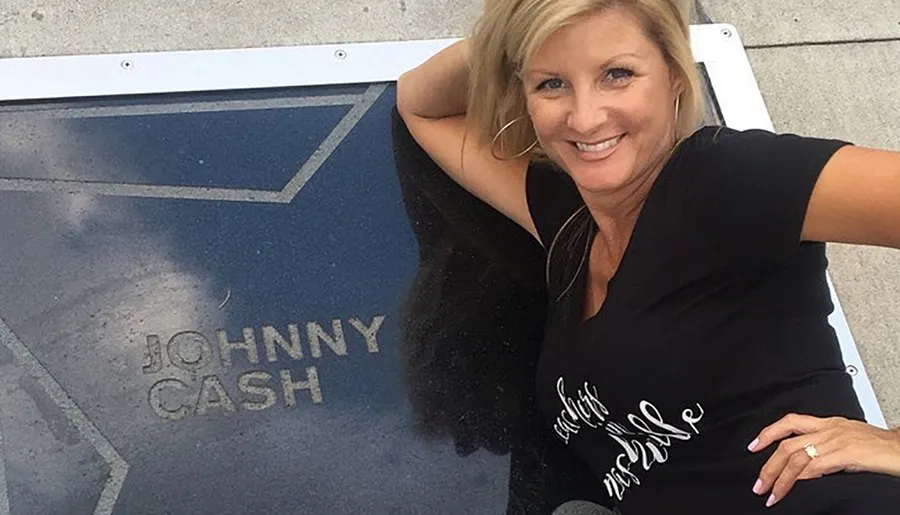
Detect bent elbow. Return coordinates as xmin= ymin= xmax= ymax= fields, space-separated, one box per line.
xmin=395 ymin=73 xmax=416 ymax=118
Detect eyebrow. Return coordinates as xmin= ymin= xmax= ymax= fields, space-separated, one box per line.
xmin=526 ymin=52 xmax=642 ymax=77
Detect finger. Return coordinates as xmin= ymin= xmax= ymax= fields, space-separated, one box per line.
xmin=796 ymin=432 xmax=863 ymax=480
xmin=755 ymin=429 xmax=842 ymax=495
xmin=749 ymin=414 xmax=841 ymax=452
xmin=766 ymin=447 xmax=816 ymax=507
xmin=755 ymin=435 xmax=810 ymax=496
xmin=797 ymin=450 xmax=847 ymax=480
xmin=762 ymin=433 xmax=845 ymax=506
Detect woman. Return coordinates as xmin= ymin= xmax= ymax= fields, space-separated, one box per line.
xmin=393 ymin=105 xmax=613 ymax=514
xmin=395 ymin=0 xmax=900 ymax=514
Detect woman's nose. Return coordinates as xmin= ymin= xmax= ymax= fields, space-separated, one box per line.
xmin=566 ymin=90 xmax=609 ymax=138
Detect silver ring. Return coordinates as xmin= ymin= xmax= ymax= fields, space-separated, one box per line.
xmin=803 ymin=443 xmax=819 ymax=459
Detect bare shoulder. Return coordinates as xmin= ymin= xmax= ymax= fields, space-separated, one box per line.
xmin=396 ymin=110 xmax=541 ymax=244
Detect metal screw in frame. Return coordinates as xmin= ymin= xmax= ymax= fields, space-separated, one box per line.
xmin=846 ymin=365 xmax=859 ymax=376
xmin=335 ymin=49 xmax=347 ymax=60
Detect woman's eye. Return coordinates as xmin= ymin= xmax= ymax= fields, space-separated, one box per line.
xmin=537 ymin=78 xmax=565 ymax=91
xmin=607 ymin=68 xmax=634 ymax=82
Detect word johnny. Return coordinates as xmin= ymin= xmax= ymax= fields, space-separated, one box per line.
xmin=141 ymin=316 xmax=386 ymax=421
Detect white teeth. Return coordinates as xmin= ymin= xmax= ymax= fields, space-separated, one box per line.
xmin=575 ymin=136 xmax=621 ymax=153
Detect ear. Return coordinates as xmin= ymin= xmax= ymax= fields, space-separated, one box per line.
xmin=669 ymin=69 xmax=685 ymax=96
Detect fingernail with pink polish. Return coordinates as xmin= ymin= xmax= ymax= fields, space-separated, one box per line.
xmin=753 ymin=479 xmax=763 ymax=495
xmin=748 ymin=438 xmax=759 ymax=451
xmin=766 ymin=494 xmax=777 ymax=508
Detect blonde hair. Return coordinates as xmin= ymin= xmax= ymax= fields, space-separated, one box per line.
xmin=467 ymin=0 xmax=706 ymax=162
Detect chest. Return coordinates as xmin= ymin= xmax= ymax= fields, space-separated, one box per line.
xmin=537 ymin=216 xmax=833 ymax=427
xmin=582 ymin=217 xmax=638 ymax=314
xmin=577 ymin=212 xmax=711 ymax=326
xmin=540 ymin=211 xmax=758 ymax=419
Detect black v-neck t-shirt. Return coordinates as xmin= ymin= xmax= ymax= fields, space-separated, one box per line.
xmin=527 ymin=126 xmax=900 ymax=514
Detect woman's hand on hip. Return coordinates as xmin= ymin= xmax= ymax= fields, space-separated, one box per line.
xmin=746 ymin=413 xmax=900 ymax=507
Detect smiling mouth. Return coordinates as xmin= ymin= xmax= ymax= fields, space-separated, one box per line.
xmin=573 ymin=134 xmax=624 ymax=153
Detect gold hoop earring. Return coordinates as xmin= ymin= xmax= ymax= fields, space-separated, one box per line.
xmin=491 ymin=116 xmax=539 ymax=161
xmin=674 ymin=95 xmax=680 ymax=128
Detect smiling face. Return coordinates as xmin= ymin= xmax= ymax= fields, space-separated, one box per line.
xmin=521 ymin=6 xmax=683 ymax=200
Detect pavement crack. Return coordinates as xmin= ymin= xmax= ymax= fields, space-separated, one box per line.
xmin=747 ymin=36 xmax=900 ymax=49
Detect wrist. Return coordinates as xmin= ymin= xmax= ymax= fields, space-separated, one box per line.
xmin=396 ymin=39 xmax=470 ymax=119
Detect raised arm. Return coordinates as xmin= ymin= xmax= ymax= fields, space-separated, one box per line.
xmin=395 ymin=40 xmax=540 ymax=243
xmin=802 ymin=145 xmax=900 ymax=249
